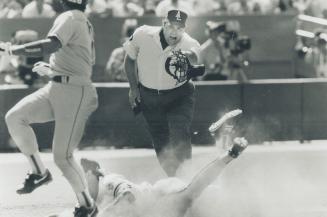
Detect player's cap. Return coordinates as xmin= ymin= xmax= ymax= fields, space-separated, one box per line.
xmin=167 ymin=10 xmax=188 ymax=28
xmin=206 ymin=21 xmax=226 ymax=33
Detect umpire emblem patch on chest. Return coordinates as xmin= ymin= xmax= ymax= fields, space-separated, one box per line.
xmin=165 ymin=50 xmax=190 ymax=83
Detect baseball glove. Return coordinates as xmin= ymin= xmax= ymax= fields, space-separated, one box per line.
xmin=165 ymin=50 xmax=205 ymax=83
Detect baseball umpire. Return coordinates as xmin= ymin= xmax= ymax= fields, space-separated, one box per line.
xmin=124 ymin=9 xmax=204 ymax=177
xmin=1 ymin=0 xmax=98 ymax=216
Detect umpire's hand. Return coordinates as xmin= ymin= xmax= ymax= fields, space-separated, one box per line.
xmin=129 ymin=88 xmax=141 ymax=115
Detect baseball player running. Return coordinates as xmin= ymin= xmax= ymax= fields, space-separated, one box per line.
xmin=80 ymin=136 xmax=248 ymax=217
xmin=124 ymin=9 xmax=202 ymax=177
xmin=1 ymin=0 xmax=98 ymax=216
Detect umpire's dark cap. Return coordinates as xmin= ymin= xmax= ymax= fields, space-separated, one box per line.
xmin=167 ymin=10 xmax=188 ymax=27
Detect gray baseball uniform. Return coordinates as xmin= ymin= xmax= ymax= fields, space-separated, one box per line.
xmin=5 ymin=10 xmax=98 ymax=194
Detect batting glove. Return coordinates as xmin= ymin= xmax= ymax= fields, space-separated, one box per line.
xmin=32 ymin=61 xmax=52 ymax=76
xmin=0 ymin=42 xmax=12 ymax=56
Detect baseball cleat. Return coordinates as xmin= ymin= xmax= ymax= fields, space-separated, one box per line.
xmin=228 ymin=137 xmax=248 ymax=158
xmin=73 ymin=204 xmax=98 ymax=217
xmin=81 ymin=158 xmax=103 ymax=177
xmin=16 ymin=169 xmax=52 ymax=194
xmin=209 ymin=109 xmax=242 ymax=133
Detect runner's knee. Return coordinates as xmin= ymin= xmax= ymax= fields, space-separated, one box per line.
xmin=53 ymin=152 xmax=73 ymax=170
xmin=5 ymin=109 xmax=27 ymax=129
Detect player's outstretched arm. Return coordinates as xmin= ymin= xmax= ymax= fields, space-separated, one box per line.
xmin=0 ymin=36 xmax=61 ymax=57
xmin=183 ymin=137 xmax=248 ymax=200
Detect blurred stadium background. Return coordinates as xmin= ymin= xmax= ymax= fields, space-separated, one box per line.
xmin=1 ymin=0 xmax=327 ymax=216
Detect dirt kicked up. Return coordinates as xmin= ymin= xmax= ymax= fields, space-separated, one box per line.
xmin=1 ymin=142 xmax=327 ymax=217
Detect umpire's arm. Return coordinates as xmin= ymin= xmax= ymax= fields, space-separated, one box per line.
xmin=124 ymin=54 xmax=139 ymax=91
xmin=184 ymin=39 xmax=201 ymax=65
xmin=124 ymin=54 xmax=141 ymax=108
xmin=183 ymin=50 xmax=198 ymax=65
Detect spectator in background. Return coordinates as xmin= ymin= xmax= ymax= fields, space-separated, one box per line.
xmin=305 ymin=0 xmax=327 ymax=18
xmin=199 ymin=21 xmax=229 ymax=80
xmin=105 ymin=19 xmax=138 ymax=82
xmin=213 ymin=0 xmax=229 ymax=15
xmin=292 ymin=0 xmax=309 ymax=14
xmin=0 ymin=30 xmax=43 ymax=85
xmin=0 ymin=44 xmax=18 ymax=83
xmin=274 ymin=0 xmax=300 ymax=14
xmin=251 ymin=0 xmax=276 ymax=14
xmin=85 ymin=0 xmax=111 ymax=18
xmin=108 ymin=0 xmax=144 ymax=17
xmin=155 ymin=0 xmax=194 ymax=17
xmin=0 ymin=0 xmax=23 ymax=18
xmin=299 ymin=29 xmax=327 ymax=78
xmin=22 ymin=0 xmax=56 ymax=18
xmin=18 ymin=0 xmax=34 ymax=6
xmin=200 ymin=20 xmax=249 ymax=82
xmin=142 ymin=0 xmax=157 ymax=15
xmin=0 ymin=0 xmax=8 ymax=17
xmin=226 ymin=0 xmax=262 ymax=15
xmin=192 ymin=0 xmax=227 ymax=16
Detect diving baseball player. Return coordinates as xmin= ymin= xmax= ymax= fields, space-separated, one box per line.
xmin=1 ymin=0 xmax=98 ymax=216
xmin=80 ymin=136 xmax=248 ymax=217
xmin=124 ymin=9 xmax=202 ymax=177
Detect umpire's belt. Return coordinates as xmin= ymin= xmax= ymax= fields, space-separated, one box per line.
xmin=139 ymin=82 xmax=187 ymax=94
xmin=52 ymin=75 xmax=91 ymax=86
